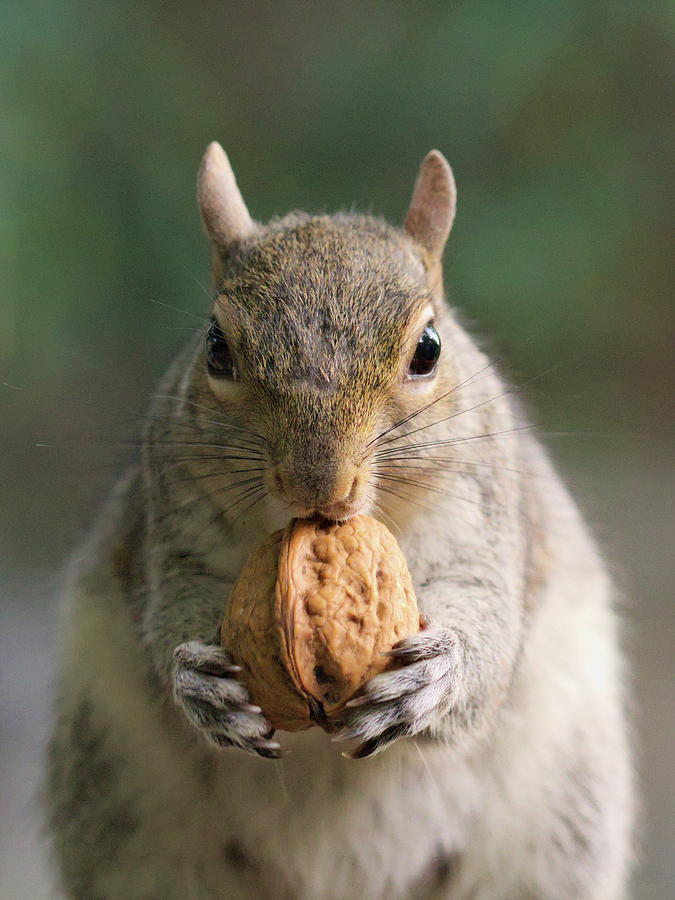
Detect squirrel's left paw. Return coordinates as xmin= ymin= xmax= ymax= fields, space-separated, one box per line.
xmin=334 ymin=627 xmax=459 ymax=759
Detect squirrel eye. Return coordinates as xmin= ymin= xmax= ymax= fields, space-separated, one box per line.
xmin=408 ymin=324 xmax=441 ymax=377
xmin=206 ymin=321 xmax=236 ymax=378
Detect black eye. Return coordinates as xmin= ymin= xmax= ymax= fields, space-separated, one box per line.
xmin=408 ymin=324 xmax=441 ymax=377
xmin=206 ymin=321 xmax=235 ymax=378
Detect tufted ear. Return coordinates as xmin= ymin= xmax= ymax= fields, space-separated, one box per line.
xmin=404 ymin=150 xmax=456 ymax=262
xmin=197 ymin=142 xmax=255 ymax=255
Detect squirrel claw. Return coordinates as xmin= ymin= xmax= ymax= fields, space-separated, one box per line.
xmin=254 ymin=746 xmax=283 ymax=760
xmin=335 ymin=630 xmax=459 ymax=757
xmin=252 ymin=736 xmax=286 ymax=760
xmin=342 ymin=724 xmax=412 ymax=760
xmin=384 ymin=627 xmax=457 ymax=663
xmin=173 ymin=639 xmax=278 ymax=759
xmin=344 ymin=694 xmax=370 ymax=709
xmin=253 ymin=738 xmax=281 ymax=752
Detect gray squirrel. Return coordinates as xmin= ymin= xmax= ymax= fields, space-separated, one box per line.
xmin=46 ymin=143 xmax=634 ymax=898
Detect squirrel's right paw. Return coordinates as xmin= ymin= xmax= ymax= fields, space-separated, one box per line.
xmin=172 ymin=640 xmax=281 ymax=759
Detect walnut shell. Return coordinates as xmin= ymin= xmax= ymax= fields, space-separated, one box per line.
xmin=222 ymin=515 xmax=419 ymax=732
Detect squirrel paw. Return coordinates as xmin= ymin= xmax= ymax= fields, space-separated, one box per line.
xmin=172 ymin=640 xmax=281 ymax=759
xmin=333 ymin=627 xmax=459 ymax=759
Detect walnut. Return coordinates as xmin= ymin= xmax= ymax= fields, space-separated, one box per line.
xmin=222 ymin=515 xmax=420 ymax=732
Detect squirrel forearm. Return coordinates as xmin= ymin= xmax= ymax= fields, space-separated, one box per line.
xmin=419 ymin=573 xmax=524 ymax=745
xmin=141 ymin=550 xmax=234 ymax=686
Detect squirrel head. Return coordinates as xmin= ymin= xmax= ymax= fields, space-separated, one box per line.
xmin=191 ymin=142 xmax=458 ymax=522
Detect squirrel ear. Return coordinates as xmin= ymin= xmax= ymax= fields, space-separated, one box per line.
xmin=404 ymin=150 xmax=456 ymax=262
xmin=197 ymin=142 xmax=255 ymax=253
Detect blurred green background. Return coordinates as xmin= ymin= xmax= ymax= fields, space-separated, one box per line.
xmin=1 ymin=1 xmax=673 ymax=896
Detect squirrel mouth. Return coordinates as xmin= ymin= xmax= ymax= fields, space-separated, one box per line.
xmin=294 ymin=500 xmax=366 ymax=523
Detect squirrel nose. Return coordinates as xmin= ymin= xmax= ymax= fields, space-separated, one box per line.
xmin=273 ymin=465 xmax=362 ymax=512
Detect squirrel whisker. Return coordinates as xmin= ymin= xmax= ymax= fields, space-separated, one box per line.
xmin=368 ymin=496 xmax=401 ymax=535
xmin=229 ymin=487 xmax=269 ymax=527
xmin=149 ymin=298 xmax=212 ymax=323
xmin=365 ymin=359 xmax=500 ymax=451
xmin=169 ymin=468 xmax=267 ymax=486
xmin=219 ymin=482 xmax=268 ymax=515
xmin=376 ymin=388 xmax=514 ymax=451
xmin=369 ymin=478 xmax=437 ymax=515
xmin=370 ymin=357 xmax=561 ymax=457
xmin=373 ymin=424 xmax=536 ymax=458
xmin=156 ymin=394 xmax=269 ymax=445
xmin=151 ymin=454 xmax=265 ymax=464
xmin=153 ymin=476 xmax=266 ymax=525
xmin=195 ymin=484 xmax=269 ymax=545
xmin=376 ymin=458 xmax=547 ymax=480
xmin=373 ymin=472 xmax=500 ymax=517
xmin=142 ymin=413 xmax=268 ymax=449
xmin=151 ymin=460 xmax=265 ymax=481
xmin=142 ymin=440 xmax=265 ymax=456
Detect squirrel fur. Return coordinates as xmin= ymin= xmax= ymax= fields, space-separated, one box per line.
xmin=45 ymin=144 xmax=634 ymax=898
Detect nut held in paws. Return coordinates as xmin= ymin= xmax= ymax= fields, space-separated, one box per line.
xmin=222 ymin=515 xmax=420 ymax=732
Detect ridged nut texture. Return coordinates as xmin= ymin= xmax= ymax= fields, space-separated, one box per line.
xmin=222 ymin=515 xmax=420 ymax=732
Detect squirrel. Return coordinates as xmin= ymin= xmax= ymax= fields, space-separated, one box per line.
xmin=45 ymin=143 xmax=634 ymax=899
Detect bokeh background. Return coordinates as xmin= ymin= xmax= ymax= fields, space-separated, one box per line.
xmin=1 ymin=1 xmax=673 ymax=896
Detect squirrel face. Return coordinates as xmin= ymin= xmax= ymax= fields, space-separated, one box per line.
xmin=192 ymin=144 xmax=457 ymax=521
